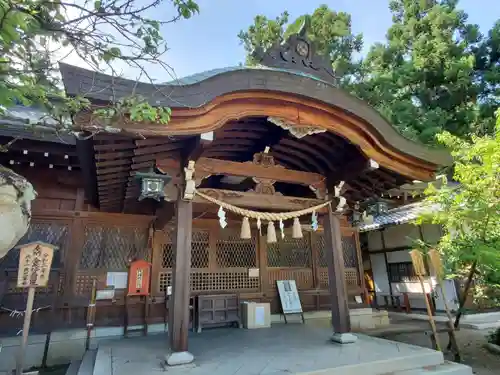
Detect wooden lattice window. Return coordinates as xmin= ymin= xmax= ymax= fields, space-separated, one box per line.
xmin=158 ymin=270 xmax=259 ymax=293
xmin=160 ymin=229 xmax=174 ymax=268
xmin=158 ymin=271 xmax=172 ymax=293
xmin=316 ymin=233 xmax=358 ymax=268
xmin=79 ymin=225 xmax=149 ymax=270
xmin=191 ymin=230 xmax=209 ymax=268
xmin=216 ymin=232 xmax=256 ymax=268
xmin=319 ymin=269 xmax=359 ymax=289
xmin=267 ymin=236 xmax=311 ymax=268
xmin=388 ymin=262 xmax=422 ymax=282
xmin=341 ymin=234 xmax=357 ymax=268
xmin=160 ymin=229 xmax=209 ymax=269
xmin=345 ymin=269 xmax=359 ymax=286
xmin=75 ymin=273 xmax=100 ymax=295
xmin=190 ymin=271 xmax=259 ymax=292
xmin=0 ymin=221 xmax=69 ymax=270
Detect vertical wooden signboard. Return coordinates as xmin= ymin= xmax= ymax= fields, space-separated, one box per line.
xmin=409 ymin=249 xmax=441 ymax=351
xmin=428 ymin=249 xmax=461 ymax=361
xmin=15 ymin=242 xmax=56 ymax=375
xmin=276 ymin=280 xmax=305 ymax=324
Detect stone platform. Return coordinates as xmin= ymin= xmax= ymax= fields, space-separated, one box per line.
xmin=87 ymin=324 xmax=472 ymax=375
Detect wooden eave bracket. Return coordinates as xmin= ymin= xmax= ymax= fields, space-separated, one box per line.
xmin=334 ymin=181 xmax=347 ymax=212
xmin=183 ymin=160 xmax=196 ymax=201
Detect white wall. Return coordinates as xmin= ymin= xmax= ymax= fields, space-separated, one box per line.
xmin=366 ymin=224 xmax=458 ymax=312
xmin=369 ymin=253 xmax=390 ymax=306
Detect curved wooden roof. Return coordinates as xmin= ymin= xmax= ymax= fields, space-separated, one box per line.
xmin=63 ymin=63 xmax=450 ymax=179
xmin=60 ymin=33 xmax=453 ymax=213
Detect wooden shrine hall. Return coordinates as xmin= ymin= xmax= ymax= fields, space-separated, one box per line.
xmin=0 ymin=31 xmax=451 ymax=366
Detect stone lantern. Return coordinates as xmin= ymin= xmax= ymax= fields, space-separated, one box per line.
xmin=0 ymin=166 xmax=37 ymax=259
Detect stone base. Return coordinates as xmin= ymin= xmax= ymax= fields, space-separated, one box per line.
xmin=165 ymin=351 xmax=194 ymax=366
xmin=350 ymin=308 xmax=390 ymax=330
xmin=330 ymin=332 xmax=358 ymax=344
xmin=270 ymin=308 xmax=391 ymax=331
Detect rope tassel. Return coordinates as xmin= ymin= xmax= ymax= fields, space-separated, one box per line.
xmin=240 ymin=217 xmax=251 ymax=239
xmin=267 ymin=221 xmax=277 ymax=243
xmin=292 ymin=217 xmax=303 ymax=239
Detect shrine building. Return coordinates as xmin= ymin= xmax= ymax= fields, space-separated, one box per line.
xmin=0 ymin=30 xmax=451 ymax=369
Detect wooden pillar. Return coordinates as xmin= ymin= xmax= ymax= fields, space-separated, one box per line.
xmin=258 ymin=234 xmax=268 ymax=296
xmin=310 ymin=232 xmax=320 ymax=289
xmin=166 ymin=197 xmax=194 ymax=365
xmin=323 ymin=207 xmax=357 ymax=343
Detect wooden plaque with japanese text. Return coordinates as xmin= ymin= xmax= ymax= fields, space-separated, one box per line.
xmin=16 ymin=242 xmax=56 ymax=288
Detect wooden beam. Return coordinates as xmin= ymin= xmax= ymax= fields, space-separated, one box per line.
xmin=279 ymin=138 xmax=336 ymax=173
xmin=76 ymin=137 xmax=98 ymax=208
xmin=94 ymin=150 xmax=134 ymax=160
xmin=135 ymin=137 xmax=182 ymax=147
xmin=96 ymin=165 xmax=129 ymax=174
xmin=271 ymin=152 xmax=310 ymax=171
xmin=131 ymin=161 xmax=155 ymax=170
xmin=210 ymin=138 xmax=255 ymax=147
xmin=323 ymin=206 xmax=351 ymax=335
xmin=97 ymin=171 xmax=129 ymax=181
xmin=133 ymin=142 xmax=184 ymax=156
xmin=157 ymin=157 xmax=326 ymax=194
xmin=194 ymin=188 xmax=328 ymax=211
xmin=273 ymin=144 xmax=325 ymax=173
xmin=93 ymin=142 xmax=135 ymax=151
xmin=216 ymin=131 xmax=263 ymax=140
xmin=98 ymin=178 xmax=127 ymax=187
xmin=96 ymin=158 xmax=131 ymax=168
xmin=132 ymin=152 xmax=179 ymax=164
xmin=181 ymin=134 xmax=213 ymax=165
xmin=201 ymin=151 xmax=245 ymax=160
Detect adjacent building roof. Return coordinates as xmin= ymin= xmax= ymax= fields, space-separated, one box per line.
xmin=359 ymin=202 xmax=439 ymax=232
xmin=0 ymin=105 xmax=75 ymax=145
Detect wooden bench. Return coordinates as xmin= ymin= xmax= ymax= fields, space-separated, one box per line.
xmin=374 ymin=292 xmax=436 ymax=315
xmin=196 ymin=294 xmax=241 ymax=333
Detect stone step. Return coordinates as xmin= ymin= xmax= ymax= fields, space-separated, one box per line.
xmin=92 ymin=346 xmax=111 ymax=375
xmin=64 ymin=360 xmax=81 ymax=375
xmin=306 ymin=349 xmax=445 ymax=375
xmin=390 ymin=361 xmax=473 ymax=375
xmin=77 ymin=350 xmax=97 ymax=375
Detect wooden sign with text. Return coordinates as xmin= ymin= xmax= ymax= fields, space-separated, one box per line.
xmin=16 ymin=242 xmax=56 ymax=288
xmin=276 ymin=280 xmax=305 ymax=324
xmin=14 ymin=241 xmax=57 ymax=375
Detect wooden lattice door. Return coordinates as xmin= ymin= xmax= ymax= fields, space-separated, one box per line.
xmin=314 ymin=228 xmax=363 ymax=294
xmin=153 ymin=225 xmax=260 ymax=295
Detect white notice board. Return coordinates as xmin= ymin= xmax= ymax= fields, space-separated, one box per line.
xmin=276 ymin=280 xmax=303 ymax=314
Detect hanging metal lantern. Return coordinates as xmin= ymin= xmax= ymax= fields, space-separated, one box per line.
xmin=349 ymin=202 xmax=362 ymax=226
xmin=375 ymin=201 xmax=389 ymax=215
xmin=135 ymin=168 xmax=172 ymax=201
xmin=349 ymin=210 xmax=362 ymax=226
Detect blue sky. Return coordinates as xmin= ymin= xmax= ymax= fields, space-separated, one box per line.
xmin=155 ymin=0 xmax=499 ymax=80
xmin=60 ymin=1 xmax=498 ymax=81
